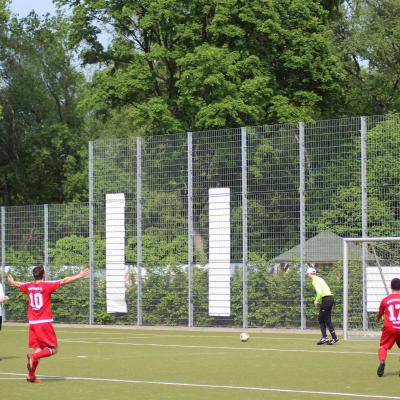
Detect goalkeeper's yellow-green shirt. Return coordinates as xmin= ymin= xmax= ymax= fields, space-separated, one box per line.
xmin=312 ymin=276 xmax=333 ymax=304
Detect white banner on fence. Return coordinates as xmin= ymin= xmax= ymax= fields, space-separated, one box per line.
xmin=106 ymin=193 xmax=127 ymax=313
xmin=367 ymin=266 xmax=400 ymax=312
xmin=208 ymin=188 xmax=231 ymax=316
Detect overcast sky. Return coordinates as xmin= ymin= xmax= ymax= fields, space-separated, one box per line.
xmin=10 ymin=0 xmax=56 ymax=17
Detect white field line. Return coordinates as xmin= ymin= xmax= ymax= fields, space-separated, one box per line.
xmin=57 ymin=335 xmax=317 ymax=341
xmin=7 ymin=328 xmax=274 ymax=342
xmin=0 ymin=372 xmax=399 ymax=399
xmin=11 ymin=328 xmax=379 ymax=341
xmin=61 ymin=332 xmax=313 ymax=340
xmin=58 ymin=338 xmax=385 ymax=356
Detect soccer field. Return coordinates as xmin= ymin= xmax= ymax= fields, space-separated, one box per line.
xmin=0 ymin=325 xmax=398 ymax=400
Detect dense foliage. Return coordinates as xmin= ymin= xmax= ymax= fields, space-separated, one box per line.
xmin=0 ymin=12 xmax=87 ymax=205
xmin=2 ymin=1 xmax=400 ymax=328
xmin=1 ymin=1 xmax=400 ymax=205
xmin=5 ymin=234 xmax=366 ymax=328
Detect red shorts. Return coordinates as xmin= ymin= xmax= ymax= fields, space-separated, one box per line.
xmin=380 ymin=325 xmax=400 ymax=350
xmin=28 ymin=322 xmax=58 ymax=349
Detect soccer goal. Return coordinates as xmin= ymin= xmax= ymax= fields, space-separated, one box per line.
xmin=343 ymin=237 xmax=400 ymax=340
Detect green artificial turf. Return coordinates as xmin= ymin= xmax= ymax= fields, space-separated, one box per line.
xmin=0 ymin=325 xmax=398 ymax=400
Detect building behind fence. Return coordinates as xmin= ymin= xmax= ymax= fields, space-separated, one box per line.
xmin=1 ymin=114 xmax=400 ymax=330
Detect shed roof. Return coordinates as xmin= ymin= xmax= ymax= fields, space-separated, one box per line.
xmin=273 ymin=231 xmax=374 ymax=263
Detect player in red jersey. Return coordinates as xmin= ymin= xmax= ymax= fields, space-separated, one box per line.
xmin=8 ymin=265 xmax=89 ymax=383
xmin=376 ymin=277 xmax=400 ymax=377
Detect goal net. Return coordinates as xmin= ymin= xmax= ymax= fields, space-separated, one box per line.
xmin=343 ymin=237 xmax=400 ymax=340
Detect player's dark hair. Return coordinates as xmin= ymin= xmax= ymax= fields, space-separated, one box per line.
xmin=32 ymin=265 xmax=45 ymax=280
xmin=391 ymin=278 xmax=400 ymax=291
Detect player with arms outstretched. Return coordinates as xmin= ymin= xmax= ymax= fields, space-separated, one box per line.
xmin=376 ymin=277 xmax=400 ymax=377
xmin=8 ymin=265 xmax=89 ymax=383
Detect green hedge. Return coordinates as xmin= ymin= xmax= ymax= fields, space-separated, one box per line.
xmin=4 ymin=261 xmax=366 ymax=329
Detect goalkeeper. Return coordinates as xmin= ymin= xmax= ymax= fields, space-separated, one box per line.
xmin=307 ymin=267 xmax=339 ymax=345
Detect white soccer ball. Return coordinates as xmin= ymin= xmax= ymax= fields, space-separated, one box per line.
xmin=240 ymin=332 xmax=249 ymax=342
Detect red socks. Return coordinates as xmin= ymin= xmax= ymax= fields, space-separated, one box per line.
xmin=32 ymin=347 xmax=53 ymax=361
xmin=29 ymin=348 xmax=54 ymax=375
xmin=378 ymin=346 xmax=387 ymax=362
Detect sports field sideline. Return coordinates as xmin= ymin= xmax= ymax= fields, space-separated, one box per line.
xmin=0 ymin=324 xmax=398 ymax=400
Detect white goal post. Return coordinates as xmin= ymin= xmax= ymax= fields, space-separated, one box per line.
xmin=343 ymin=237 xmax=400 ymax=340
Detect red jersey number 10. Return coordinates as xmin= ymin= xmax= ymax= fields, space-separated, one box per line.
xmin=29 ymin=292 xmax=44 ymax=311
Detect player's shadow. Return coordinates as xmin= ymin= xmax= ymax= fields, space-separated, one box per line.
xmin=41 ymin=376 xmax=67 ymax=382
xmin=0 ymin=356 xmax=19 ymax=361
xmin=382 ymin=371 xmax=400 ymax=377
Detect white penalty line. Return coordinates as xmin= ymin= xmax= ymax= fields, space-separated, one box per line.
xmin=58 ymin=339 xmax=385 ymax=356
xmin=58 ymin=333 xmax=317 ymax=341
xmin=0 ymin=372 xmax=399 ymax=399
xmin=12 ymin=328 xmax=379 ymax=342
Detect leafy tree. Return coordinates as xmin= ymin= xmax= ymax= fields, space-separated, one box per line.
xmin=57 ymin=0 xmax=347 ymax=134
xmin=126 ymin=232 xmax=186 ymax=268
xmin=315 ymin=115 xmax=400 ymax=237
xmin=0 ymin=13 xmax=87 ymax=205
xmin=339 ymin=0 xmax=400 ymax=114
xmin=49 ymin=235 xmax=105 ymax=269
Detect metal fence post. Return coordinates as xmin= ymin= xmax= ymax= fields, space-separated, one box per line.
xmin=1 ymin=207 xmax=5 ymax=322
xmin=44 ymin=204 xmax=49 ymax=276
xmin=88 ymin=141 xmax=95 ymax=325
xmin=136 ymin=137 xmax=143 ymax=326
xmin=299 ymin=122 xmax=306 ymax=330
xmin=361 ymin=116 xmax=368 ymax=331
xmin=188 ymin=132 xmax=194 ymax=327
xmin=241 ymin=127 xmax=248 ymax=329
xmin=343 ymin=239 xmax=349 ymax=340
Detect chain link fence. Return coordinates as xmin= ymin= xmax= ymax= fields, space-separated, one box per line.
xmin=1 ymin=114 xmax=400 ymax=330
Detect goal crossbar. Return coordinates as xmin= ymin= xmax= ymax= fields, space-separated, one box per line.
xmin=343 ymin=237 xmax=400 ymax=340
